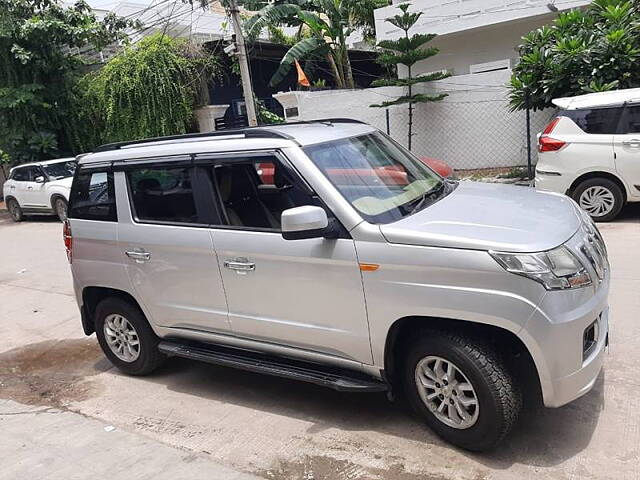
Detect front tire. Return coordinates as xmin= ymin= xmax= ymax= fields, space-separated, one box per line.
xmin=7 ymin=198 xmax=24 ymax=222
xmin=53 ymin=197 xmax=68 ymax=222
xmin=572 ymin=177 xmax=624 ymax=222
xmin=95 ymin=298 xmax=165 ymax=375
xmin=403 ymin=331 xmax=521 ymax=452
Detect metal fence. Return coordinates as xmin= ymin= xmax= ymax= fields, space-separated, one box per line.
xmin=381 ymin=99 xmax=554 ymax=172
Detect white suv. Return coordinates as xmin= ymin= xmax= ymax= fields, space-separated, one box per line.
xmin=535 ymin=88 xmax=640 ymax=222
xmin=3 ymin=158 xmax=77 ymax=222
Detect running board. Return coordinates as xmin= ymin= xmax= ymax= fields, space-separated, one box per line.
xmin=158 ymin=340 xmax=387 ymax=393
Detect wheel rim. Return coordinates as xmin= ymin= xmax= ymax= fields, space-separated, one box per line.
xmin=415 ymin=356 xmax=479 ymax=430
xmin=579 ymin=186 xmax=615 ymax=218
xmin=103 ymin=314 xmax=140 ymax=362
xmin=55 ymin=199 xmax=67 ymax=220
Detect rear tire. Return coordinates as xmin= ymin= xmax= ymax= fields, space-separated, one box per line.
xmin=7 ymin=198 xmax=23 ymax=222
xmin=403 ymin=331 xmax=521 ymax=452
xmin=53 ymin=197 xmax=68 ymax=222
xmin=95 ymin=298 xmax=165 ymax=375
xmin=572 ymin=177 xmax=624 ymax=222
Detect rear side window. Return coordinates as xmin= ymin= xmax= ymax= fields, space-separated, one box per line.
xmin=69 ymin=170 xmax=117 ymax=221
xmin=562 ymin=107 xmax=622 ymax=134
xmin=621 ymin=105 xmax=640 ymax=133
xmin=11 ymin=168 xmax=28 ymax=181
xmin=127 ymin=166 xmax=197 ymax=224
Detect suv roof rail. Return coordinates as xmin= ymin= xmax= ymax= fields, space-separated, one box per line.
xmin=92 ymin=118 xmax=367 ymax=153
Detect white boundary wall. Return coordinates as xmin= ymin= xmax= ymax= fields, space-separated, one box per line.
xmin=274 ymin=70 xmax=553 ymax=170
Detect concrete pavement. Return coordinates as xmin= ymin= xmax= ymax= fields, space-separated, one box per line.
xmin=0 ymin=206 xmax=639 ymax=479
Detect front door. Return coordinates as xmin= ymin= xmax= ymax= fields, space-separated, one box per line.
xmin=614 ymin=104 xmax=640 ymax=200
xmin=116 ymin=163 xmax=231 ymax=334
xmin=206 ymin=154 xmax=372 ymax=364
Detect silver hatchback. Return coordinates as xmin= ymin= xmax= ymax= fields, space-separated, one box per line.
xmin=66 ymin=120 xmax=609 ymax=451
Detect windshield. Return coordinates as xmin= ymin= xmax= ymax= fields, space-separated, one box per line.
xmin=303 ymin=133 xmax=445 ymax=224
xmin=42 ymin=160 xmax=76 ymax=180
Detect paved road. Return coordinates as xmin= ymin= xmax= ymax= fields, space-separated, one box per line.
xmin=1 ymin=206 xmax=639 ymax=480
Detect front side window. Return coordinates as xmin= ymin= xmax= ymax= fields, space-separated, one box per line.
xmin=212 ymin=155 xmax=316 ymax=230
xmin=128 ymin=166 xmax=197 ymax=224
xmin=69 ymin=170 xmax=116 ymax=221
xmin=303 ymin=133 xmax=446 ymax=224
xmin=42 ymin=160 xmax=76 ymax=180
xmin=562 ymin=107 xmax=622 ymax=134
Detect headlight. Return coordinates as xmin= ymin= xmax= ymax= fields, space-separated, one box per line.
xmin=490 ymin=246 xmax=591 ymax=290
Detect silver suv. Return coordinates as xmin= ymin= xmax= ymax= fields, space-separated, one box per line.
xmin=66 ymin=120 xmax=609 ymax=451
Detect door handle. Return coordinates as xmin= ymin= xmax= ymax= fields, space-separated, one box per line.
xmin=125 ymin=250 xmax=151 ymax=263
xmin=224 ymin=257 xmax=256 ymax=274
xmin=622 ymin=139 xmax=640 ymax=147
xmin=27 ymin=186 xmax=33 ymax=190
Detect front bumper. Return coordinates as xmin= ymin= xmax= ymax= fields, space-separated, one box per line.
xmin=520 ymin=269 xmax=610 ymax=408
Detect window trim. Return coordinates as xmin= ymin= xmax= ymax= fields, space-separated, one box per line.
xmin=125 ymin=162 xmax=207 ymax=228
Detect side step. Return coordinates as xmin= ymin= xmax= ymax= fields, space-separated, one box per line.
xmin=158 ymin=340 xmax=387 ymax=393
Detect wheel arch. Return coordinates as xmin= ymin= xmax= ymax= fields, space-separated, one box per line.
xmin=383 ymin=316 xmax=543 ymax=406
xmin=81 ymin=286 xmax=146 ymax=336
xmin=567 ymin=171 xmax=628 ymax=202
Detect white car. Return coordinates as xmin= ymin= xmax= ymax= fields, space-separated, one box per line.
xmin=535 ymin=88 xmax=640 ymax=221
xmin=3 ymin=158 xmax=77 ymax=222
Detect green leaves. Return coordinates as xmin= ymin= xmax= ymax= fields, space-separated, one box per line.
xmin=269 ymin=36 xmax=328 ymax=86
xmin=510 ymin=0 xmax=640 ymax=111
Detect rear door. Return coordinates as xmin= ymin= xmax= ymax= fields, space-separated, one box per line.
xmin=614 ymin=103 xmax=640 ymax=199
xmin=116 ymin=159 xmax=231 ymax=334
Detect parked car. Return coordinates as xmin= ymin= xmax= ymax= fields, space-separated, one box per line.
xmin=3 ymin=158 xmax=77 ymax=222
xmin=535 ymin=87 xmax=640 ymax=222
xmin=420 ymin=157 xmax=455 ymax=178
xmin=66 ymin=120 xmax=609 ymax=452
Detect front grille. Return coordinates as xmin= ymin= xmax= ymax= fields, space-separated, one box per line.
xmin=579 ymin=224 xmax=608 ymax=281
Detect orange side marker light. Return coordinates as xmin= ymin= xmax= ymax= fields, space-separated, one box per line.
xmin=359 ymin=263 xmax=380 ymax=272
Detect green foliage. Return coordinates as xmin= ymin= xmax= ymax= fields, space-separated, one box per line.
xmin=0 ymin=0 xmax=133 ymax=165
xmin=76 ymin=34 xmax=222 ymax=150
xmin=510 ymin=0 xmax=640 ymax=111
xmin=370 ymin=3 xmax=449 ymax=150
xmin=312 ymin=78 xmax=327 ymax=88
xmin=256 ymin=99 xmax=285 ymax=124
xmin=244 ymin=0 xmax=388 ymax=88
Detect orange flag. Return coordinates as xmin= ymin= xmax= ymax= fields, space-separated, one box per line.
xmin=295 ymin=60 xmax=310 ymax=87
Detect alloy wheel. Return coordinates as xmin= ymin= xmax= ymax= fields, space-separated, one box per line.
xmin=579 ymin=186 xmax=615 ymax=218
xmin=103 ymin=314 xmax=141 ymax=362
xmin=415 ymin=355 xmax=479 ymax=429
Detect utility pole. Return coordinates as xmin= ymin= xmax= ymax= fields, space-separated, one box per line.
xmin=228 ymin=0 xmax=258 ymax=126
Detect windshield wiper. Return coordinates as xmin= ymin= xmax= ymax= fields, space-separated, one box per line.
xmin=409 ymin=181 xmax=447 ymax=214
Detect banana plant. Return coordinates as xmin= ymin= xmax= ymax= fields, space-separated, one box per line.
xmin=244 ymin=0 xmax=386 ymax=89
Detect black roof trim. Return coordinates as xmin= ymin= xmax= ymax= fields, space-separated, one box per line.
xmin=92 ymin=119 xmax=366 ymax=152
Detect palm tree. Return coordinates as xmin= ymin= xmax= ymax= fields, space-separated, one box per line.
xmin=244 ymin=0 xmax=386 ymax=89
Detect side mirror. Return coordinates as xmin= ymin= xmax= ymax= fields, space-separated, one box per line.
xmin=34 ymin=176 xmax=46 ymax=183
xmin=281 ymin=206 xmax=335 ymax=241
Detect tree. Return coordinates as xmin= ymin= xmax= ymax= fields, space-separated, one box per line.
xmin=76 ymin=34 xmax=222 ymax=150
xmin=510 ymin=0 xmax=640 ymax=111
xmin=370 ymin=3 xmax=450 ymax=151
xmin=244 ymin=0 xmax=387 ymax=89
xmin=0 ymin=0 xmax=133 ymax=164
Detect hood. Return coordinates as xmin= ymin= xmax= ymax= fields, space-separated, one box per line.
xmin=47 ymin=177 xmax=73 ymax=189
xmin=380 ymin=181 xmax=582 ymax=253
